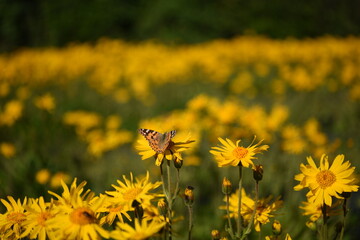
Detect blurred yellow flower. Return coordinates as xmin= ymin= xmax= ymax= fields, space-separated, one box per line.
xmin=0 ymin=82 xmax=9 ymax=97
xmin=210 ymin=137 xmax=269 ymax=168
xmin=34 ymin=93 xmax=56 ymax=112
xmin=0 ymin=100 xmax=23 ymax=126
xmin=63 ymin=111 xmax=102 ymax=135
xmin=50 ymin=172 xmax=71 ymax=188
xmin=16 ymin=87 xmax=30 ymax=100
xmin=300 ymin=199 xmax=342 ymax=232
xmin=220 ymin=189 xmax=282 ymax=232
xmin=294 ymin=154 xmax=359 ymax=206
xmin=35 ymin=169 xmax=51 ymax=184
xmin=0 ymin=142 xmax=16 ymax=158
xmin=106 ymin=115 xmax=122 ymax=130
xmin=281 ymin=125 xmax=307 ymax=154
xmin=304 ymin=118 xmax=327 ymax=146
xmin=111 ymin=218 xmax=165 ymax=240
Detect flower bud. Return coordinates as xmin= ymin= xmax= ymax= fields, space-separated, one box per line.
xmin=211 ymin=229 xmax=220 ymax=240
xmin=157 ymin=198 xmax=167 ymax=216
xmin=253 ymin=164 xmax=263 ymax=182
xmin=222 ymin=177 xmax=232 ymax=195
xmin=184 ymin=186 xmax=194 ymax=206
xmin=305 ymin=221 xmax=317 ymax=231
xmin=173 ymin=156 xmax=183 ymax=169
xmin=272 ymin=220 xmax=282 ymax=235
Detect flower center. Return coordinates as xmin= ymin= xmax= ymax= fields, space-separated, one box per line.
xmin=232 ymin=147 xmax=248 ymax=159
xmin=316 ymin=170 xmax=336 ymax=188
xmin=123 ymin=188 xmax=142 ymax=201
xmin=70 ymin=207 xmax=96 ymax=225
xmin=7 ymin=212 xmax=26 ymax=224
xmin=37 ymin=212 xmax=52 ymax=226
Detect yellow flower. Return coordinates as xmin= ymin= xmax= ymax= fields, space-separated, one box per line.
xmin=50 ymin=171 xmax=71 ymax=188
xmin=48 ymin=179 xmax=109 ymax=240
xmin=21 ymin=197 xmax=56 ymax=240
xmin=294 ymin=154 xmax=359 ymax=206
xmin=111 ymin=218 xmax=166 ymax=240
xmin=106 ymin=172 xmax=162 ymax=208
xmin=35 ymin=169 xmax=51 ymax=184
xmin=136 ymin=130 xmax=195 ymax=166
xmin=220 ymin=189 xmax=282 ymax=232
xmin=0 ymin=100 xmax=23 ymax=126
xmin=210 ymin=137 xmax=269 ymax=168
xmin=299 ymin=199 xmax=342 ymax=223
xmin=0 ymin=142 xmax=16 ymax=158
xmin=0 ymin=196 xmax=28 ymax=239
xmin=63 ymin=111 xmax=102 ymax=136
xmin=34 ymin=93 xmax=56 ymax=112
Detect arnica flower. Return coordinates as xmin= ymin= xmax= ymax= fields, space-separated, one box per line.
xmin=299 ymin=199 xmax=342 ymax=224
xmin=220 ymin=189 xmax=282 ymax=232
xmin=33 ymin=93 xmax=56 ymax=113
xmin=0 ymin=196 xmax=28 ymax=239
xmin=210 ymin=137 xmax=269 ymax=168
xmin=0 ymin=142 xmax=16 ymax=158
xmin=111 ymin=218 xmax=166 ymax=240
xmin=294 ymin=154 xmax=359 ymax=206
xmin=48 ymin=179 xmax=109 ymax=240
xmin=21 ymin=197 xmax=56 ymax=240
xmin=106 ymin=172 xmax=162 ymax=208
xmin=136 ymin=130 xmax=195 ymax=166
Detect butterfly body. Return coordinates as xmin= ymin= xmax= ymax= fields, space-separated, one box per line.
xmin=138 ymin=129 xmax=176 ymax=153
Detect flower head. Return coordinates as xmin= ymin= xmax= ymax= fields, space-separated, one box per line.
xmin=220 ymin=189 xmax=282 ymax=232
xmin=136 ymin=130 xmax=195 ymax=166
xmin=294 ymin=154 xmax=359 ymax=206
xmin=210 ymin=137 xmax=269 ymax=168
xmin=0 ymin=196 xmax=28 ymax=239
xmin=21 ymin=197 xmax=56 ymax=240
xmin=106 ymin=172 xmax=162 ymax=208
xmin=299 ymin=198 xmax=342 ymax=226
xmin=47 ymin=179 xmax=109 ymax=240
xmin=34 ymin=93 xmax=56 ymax=113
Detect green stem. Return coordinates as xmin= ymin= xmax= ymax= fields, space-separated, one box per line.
xmin=258 ymin=223 xmax=262 ymax=240
xmin=188 ymin=205 xmax=193 ymax=240
xmin=322 ymin=205 xmax=328 ymax=240
xmin=160 ymin=164 xmax=168 ymax=199
xmin=241 ymin=181 xmax=259 ymax=240
xmin=172 ymin=168 xmax=180 ymax=203
xmin=237 ymin=165 xmax=243 ymax=238
xmin=166 ymin=160 xmax=173 ymax=240
xmin=339 ymin=199 xmax=348 ymax=240
xmin=226 ymin=194 xmax=235 ymax=239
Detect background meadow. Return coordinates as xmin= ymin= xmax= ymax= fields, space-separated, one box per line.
xmin=1 ymin=1 xmax=360 ymax=239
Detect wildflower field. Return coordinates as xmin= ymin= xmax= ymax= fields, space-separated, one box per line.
xmin=0 ymin=36 xmax=360 ymax=239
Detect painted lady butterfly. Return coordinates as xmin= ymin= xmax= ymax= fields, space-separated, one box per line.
xmin=138 ymin=129 xmax=176 ymax=153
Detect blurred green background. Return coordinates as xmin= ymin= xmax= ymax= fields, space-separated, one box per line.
xmin=1 ymin=0 xmax=360 ymax=51
xmin=1 ymin=1 xmax=360 ymax=239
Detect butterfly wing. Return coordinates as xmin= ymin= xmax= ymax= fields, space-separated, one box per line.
xmin=139 ymin=129 xmax=176 ymax=153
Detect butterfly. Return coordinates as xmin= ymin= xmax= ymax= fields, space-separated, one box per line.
xmin=138 ymin=129 xmax=176 ymax=153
